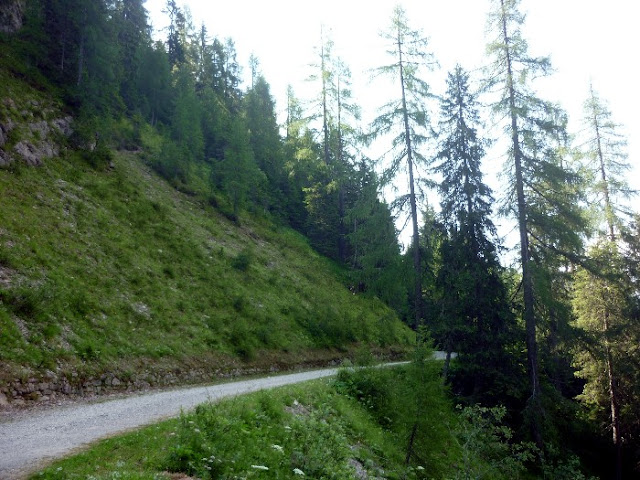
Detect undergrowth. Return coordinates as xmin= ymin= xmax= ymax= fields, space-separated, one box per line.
xmin=30 ymin=358 xmax=594 ymax=479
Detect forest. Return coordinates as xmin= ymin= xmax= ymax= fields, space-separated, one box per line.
xmin=1 ymin=0 xmax=639 ymax=478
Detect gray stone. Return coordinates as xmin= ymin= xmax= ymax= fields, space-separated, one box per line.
xmin=0 ymin=0 xmax=25 ymax=33
xmin=0 ymin=392 xmax=10 ymax=408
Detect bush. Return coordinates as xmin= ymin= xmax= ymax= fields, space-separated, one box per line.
xmin=231 ymin=248 xmax=253 ymax=272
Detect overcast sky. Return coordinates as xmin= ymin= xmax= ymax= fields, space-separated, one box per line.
xmin=145 ymin=0 xmax=638 ymax=249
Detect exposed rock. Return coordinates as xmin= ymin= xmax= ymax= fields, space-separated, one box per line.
xmin=0 ymin=392 xmax=10 ymax=408
xmin=52 ymin=116 xmax=73 ymax=136
xmin=0 ymin=266 xmax=14 ymax=288
xmin=13 ymin=139 xmax=60 ymax=166
xmin=0 ymin=0 xmax=24 ymax=33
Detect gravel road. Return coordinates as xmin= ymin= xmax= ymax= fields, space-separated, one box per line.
xmin=0 ymin=358 xmax=442 ymax=479
xmin=0 ymin=366 xmax=347 ymax=479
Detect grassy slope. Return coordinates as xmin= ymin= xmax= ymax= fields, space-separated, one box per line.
xmin=0 ymin=139 xmax=412 ymax=384
xmin=30 ymin=365 xmax=463 ymax=480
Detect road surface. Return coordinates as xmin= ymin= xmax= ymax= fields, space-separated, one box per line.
xmin=0 ymin=357 xmax=453 ymax=479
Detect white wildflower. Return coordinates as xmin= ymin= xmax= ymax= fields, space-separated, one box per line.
xmin=271 ymin=444 xmax=284 ymax=453
xmin=251 ymin=465 xmax=269 ymax=471
xmin=293 ymin=468 xmax=305 ymax=475
xmin=416 ymin=465 xmax=425 ymax=471
xmin=194 ymin=428 xmax=201 ymax=433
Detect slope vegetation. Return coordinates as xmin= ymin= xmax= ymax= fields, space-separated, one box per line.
xmin=0 ymin=143 xmax=412 ymax=402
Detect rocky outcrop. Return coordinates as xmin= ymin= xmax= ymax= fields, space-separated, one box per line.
xmin=0 ymin=0 xmax=25 ymax=33
xmin=0 ymin=97 xmax=73 ymax=167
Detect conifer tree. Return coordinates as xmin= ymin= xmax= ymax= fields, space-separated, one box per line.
xmin=346 ymin=159 xmax=406 ymax=313
xmin=369 ymin=5 xmax=436 ymax=329
xmin=582 ymin=85 xmax=635 ymax=240
xmin=572 ymin=88 xmax=637 ymax=480
xmin=485 ymin=0 xmax=587 ymax=445
xmin=114 ymin=0 xmax=150 ymax=111
xmin=434 ymin=65 xmax=518 ymax=401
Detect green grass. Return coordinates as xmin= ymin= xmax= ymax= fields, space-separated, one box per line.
xmin=29 ymin=364 xmax=449 ymax=479
xmin=29 ymin=360 xmax=556 ymax=480
xmin=0 ymin=148 xmax=413 ymax=384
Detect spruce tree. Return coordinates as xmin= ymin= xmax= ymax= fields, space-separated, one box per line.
xmin=434 ymin=65 xmax=517 ymax=401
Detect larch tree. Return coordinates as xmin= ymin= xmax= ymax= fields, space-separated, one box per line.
xmin=582 ymin=85 xmax=635 ymax=241
xmin=485 ymin=0 xmax=587 ymax=445
xmin=572 ymin=87 xmax=637 ymax=480
xmin=369 ymin=5 xmax=436 ymax=329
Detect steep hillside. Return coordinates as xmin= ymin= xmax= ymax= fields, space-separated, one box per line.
xmin=0 ymin=146 xmax=412 ymax=406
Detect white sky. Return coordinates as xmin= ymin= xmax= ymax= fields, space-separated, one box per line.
xmin=145 ymin=0 xmax=639 ymax=249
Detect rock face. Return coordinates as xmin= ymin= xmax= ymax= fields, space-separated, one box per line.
xmin=0 ymin=0 xmax=25 ymax=33
xmin=0 ymin=96 xmax=73 ymax=167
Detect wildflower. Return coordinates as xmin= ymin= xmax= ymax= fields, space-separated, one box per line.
xmin=293 ymin=468 xmax=305 ymax=475
xmin=284 ymin=426 xmax=292 ymax=431
xmin=194 ymin=428 xmax=201 ymax=433
xmin=251 ymin=465 xmax=269 ymax=471
xmin=416 ymin=466 xmax=425 ymax=471
xmin=271 ymin=444 xmax=284 ymax=453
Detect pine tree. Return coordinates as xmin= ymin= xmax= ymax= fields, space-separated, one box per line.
xmin=369 ymin=5 xmax=436 ymax=329
xmin=114 ymin=0 xmax=150 ymax=112
xmin=244 ymin=73 xmax=287 ymax=216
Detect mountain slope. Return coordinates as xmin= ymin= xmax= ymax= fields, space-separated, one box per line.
xmin=0 ymin=147 xmax=412 ymax=404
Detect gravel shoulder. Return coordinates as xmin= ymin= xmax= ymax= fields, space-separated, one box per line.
xmin=0 ymin=367 xmax=343 ymax=479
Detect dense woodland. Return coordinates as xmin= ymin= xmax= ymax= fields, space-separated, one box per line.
xmin=2 ymin=0 xmax=640 ymax=478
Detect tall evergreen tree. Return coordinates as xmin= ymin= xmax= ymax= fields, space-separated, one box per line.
xmin=137 ymin=40 xmax=173 ymax=126
xmin=582 ymin=85 xmax=635 ymax=240
xmin=572 ymin=240 xmax=638 ymax=480
xmin=485 ymin=0 xmax=587 ymax=445
xmin=163 ymin=0 xmax=186 ymax=68
xmin=346 ymin=159 xmax=406 ymax=314
xmin=572 ymin=88 xmax=637 ymax=479
xmin=369 ymin=5 xmax=436 ymax=329
xmin=114 ymin=0 xmax=150 ymax=112
xmin=244 ymin=73 xmax=287 ymax=215
xmin=434 ymin=65 xmax=518 ymax=402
